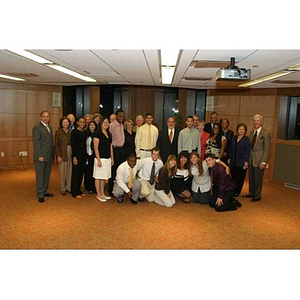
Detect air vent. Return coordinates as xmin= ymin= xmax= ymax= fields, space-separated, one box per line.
xmin=183 ymin=77 xmax=211 ymax=81
xmin=7 ymin=73 xmax=38 ymax=77
xmin=190 ymin=60 xmax=230 ymax=68
xmin=271 ymin=80 xmax=300 ymax=84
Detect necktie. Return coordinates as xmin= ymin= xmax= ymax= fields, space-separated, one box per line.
xmin=251 ymin=131 xmax=257 ymax=148
xmin=169 ymin=129 xmax=173 ymax=142
xmin=46 ymin=125 xmax=50 ymax=133
xmin=128 ymin=168 xmax=134 ymax=189
xmin=187 ymin=131 xmax=193 ymax=153
xmin=149 ymin=162 xmax=155 ymax=185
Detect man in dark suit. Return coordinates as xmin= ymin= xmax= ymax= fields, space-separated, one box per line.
xmin=204 ymin=111 xmax=219 ymax=135
xmin=243 ymin=114 xmax=271 ymax=202
xmin=32 ymin=110 xmax=54 ymax=203
xmin=156 ymin=116 xmax=180 ymax=163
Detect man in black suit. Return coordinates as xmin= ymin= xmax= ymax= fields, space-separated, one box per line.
xmin=156 ymin=116 xmax=180 ymax=163
xmin=204 ymin=111 xmax=219 ymax=135
xmin=32 ymin=110 xmax=54 ymax=203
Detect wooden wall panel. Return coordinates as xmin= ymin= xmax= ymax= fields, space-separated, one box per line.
xmin=0 ymin=114 xmax=28 ymax=137
xmin=213 ymin=95 xmax=241 ymax=116
xmin=0 ymin=90 xmax=27 ymax=113
xmin=240 ymin=95 xmax=276 ymax=117
xmin=0 ymin=84 xmax=62 ymax=166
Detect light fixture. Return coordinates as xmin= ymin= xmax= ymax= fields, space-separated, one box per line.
xmin=287 ymin=63 xmax=300 ymax=71
xmin=161 ymin=67 xmax=175 ymax=85
xmin=0 ymin=74 xmax=25 ymax=81
xmin=160 ymin=49 xmax=179 ymax=85
xmin=6 ymin=49 xmax=53 ymax=64
xmin=47 ymin=65 xmax=97 ymax=82
xmin=238 ymin=71 xmax=293 ymax=87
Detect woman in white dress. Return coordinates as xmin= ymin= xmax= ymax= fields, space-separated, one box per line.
xmin=93 ymin=117 xmax=114 ymax=202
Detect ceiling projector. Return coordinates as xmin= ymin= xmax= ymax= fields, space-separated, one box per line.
xmin=216 ymin=57 xmax=251 ymax=80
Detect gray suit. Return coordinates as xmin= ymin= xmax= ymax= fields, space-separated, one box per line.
xmin=249 ymin=127 xmax=271 ymax=199
xmin=32 ymin=122 xmax=54 ymax=198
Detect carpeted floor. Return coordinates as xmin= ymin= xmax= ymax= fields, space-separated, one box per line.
xmin=1 ymin=164 xmax=300 ymax=249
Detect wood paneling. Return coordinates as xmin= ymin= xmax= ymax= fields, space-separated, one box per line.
xmin=213 ymin=95 xmax=241 ymax=116
xmin=0 ymin=84 xmax=62 ymax=166
xmin=240 ymin=95 xmax=276 ymax=117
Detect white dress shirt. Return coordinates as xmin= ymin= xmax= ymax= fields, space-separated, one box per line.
xmin=115 ymin=160 xmax=142 ymax=193
xmin=138 ymin=157 xmax=163 ymax=181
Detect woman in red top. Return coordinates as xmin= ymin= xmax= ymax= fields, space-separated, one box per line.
xmin=197 ymin=120 xmax=210 ymax=160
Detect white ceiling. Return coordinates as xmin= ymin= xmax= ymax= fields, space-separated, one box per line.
xmin=1 ymin=49 xmax=300 ymax=89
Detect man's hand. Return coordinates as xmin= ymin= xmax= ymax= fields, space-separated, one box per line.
xmin=216 ymin=197 xmax=223 ymax=206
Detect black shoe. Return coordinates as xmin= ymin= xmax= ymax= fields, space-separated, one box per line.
xmin=130 ymin=198 xmax=138 ymax=205
xmin=88 ymin=190 xmax=94 ymax=194
xmin=234 ymin=193 xmax=239 ymax=197
xmin=38 ymin=197 xmax=44 ymax=203
xmin=44 ymin=193 xmax=54 ymax=197
xmin=242 ymin=194 xmax=254 ymax=198
xmin=251 ymin=197 xmax=261 ymax=202
xmin=235 ymin=199 xmax=242 ymax=207
xmin=117 ymin=197 xmax=123 ymax=203
xmin=138 ymin=197 xmax=146 ymax=202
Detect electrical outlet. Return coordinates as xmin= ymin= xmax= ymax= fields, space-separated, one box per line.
xmin=1 ymin=152 xmax=4 ymax=157
xmin=19 ymin=151 xmax=28 ymax=156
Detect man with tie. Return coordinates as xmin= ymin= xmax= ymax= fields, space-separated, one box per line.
xmin=177 ymin=116 xmax=200 ymax=155
xmin=243 ymin=114 xmax=271 ymax=202
xmin=156 ymin=116 xmax=180 ymax=163
xmin=137 ymin=147 xmax=163 ymax=202
xmin=135 ymin=113 xmax=159 ymax=159
xmin=112 ymin=154 xmax=141 ymax=205
xmin=32 ymin=110 xmax=54 ymax=203
xmin=204 ymin=111 xmax=219 ymax=135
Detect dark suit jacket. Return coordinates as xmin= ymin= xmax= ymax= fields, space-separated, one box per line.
xmin=229 ymin=135 xmax=250 ymax=167
xmin=32 ymin=122 xmax=54 ymax=162
xmin=204 ymin=122 xmax=214 ymax=135
xmin=221 ymin=129 xmax=234 ymax=161
xmin=156 ymin=127 xmax=180 ymax=163
xmin=249 ymin=127 xmax=271 ymax=167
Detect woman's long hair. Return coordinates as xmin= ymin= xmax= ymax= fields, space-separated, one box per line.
xmin=189 ymin=151 xmax=204 ymax=176
xmin=164 ymin=154 xmax=177 ymax=177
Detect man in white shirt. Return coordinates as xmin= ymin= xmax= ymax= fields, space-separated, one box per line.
xmin=138 ymin=147 xmax=163 ymax=202
xmin=135 ymin=113 xmax=159 ymax=159
xmin=177 ymin=116 xmax=200 ymax=155
xmin=112 ymin=154 xmax=141 ymax=205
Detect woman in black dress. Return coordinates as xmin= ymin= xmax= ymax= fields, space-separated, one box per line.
xmin=84 ymin=120 xmax=97 ymax=194
xmin=124 ymin=119 xmax=136 ymax=159
xmin=70 ymin=116 xmax=87 ymax=199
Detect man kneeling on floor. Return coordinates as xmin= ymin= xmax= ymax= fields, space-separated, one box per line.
xmin=205 ymin=154 xmax=242 ymax=212
xmin=112 ymin=154 xmax=141 ymax=205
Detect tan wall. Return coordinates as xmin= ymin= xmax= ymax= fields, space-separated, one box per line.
xmin=0 ymin=82 xmax=62 ymax=166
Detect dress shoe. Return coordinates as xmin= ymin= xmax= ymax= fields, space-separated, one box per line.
xmin=182 ymin=198 xmax=191 ymax=203
xmin=88 ymin=190 xmax=94 ymax=194
xmin=38 ymin=197 xmax=44 ymax=203
xmin=96 ymin=196 xmax=107 ymax=202
xmin=130 ymin=198 xmax=138 ymax=205
xmin=44 ymin=193 xmax=54 ymax=197
xmin=61 ymin=191 xmax=67 ymax=196
xmin=117 ymin=197 xmax=123 ymax=203
xmin=235 ymin=199 xmax=242 ymax=207
xmin=251 ymin=197 xmax=261 ymax=202
xmin=234 ymin=193 xmax=239 ymax=197
xmin=104 ymin=196 xmax=111 ymax=200
xmin=242 ymin=194 xmax=254 ymax=198
xmin=138 ymin=197 xmax=147 ymax=202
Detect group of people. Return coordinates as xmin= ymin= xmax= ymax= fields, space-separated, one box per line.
xmin=32 ymin=109 xmax=271 ymax=212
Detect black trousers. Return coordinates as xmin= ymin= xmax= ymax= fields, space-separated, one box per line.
xmin=230 ymin=166 xmax=247 ymax=196
xmin=84 ymin=155 xmax=96 ymax=192
xmin=71 ymin=156 xmax=86 ymax=197
xmin=108 ymin=146 xmax=126 ymax=194
xmin=209 ymin=188 xmax=237 ymax=212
